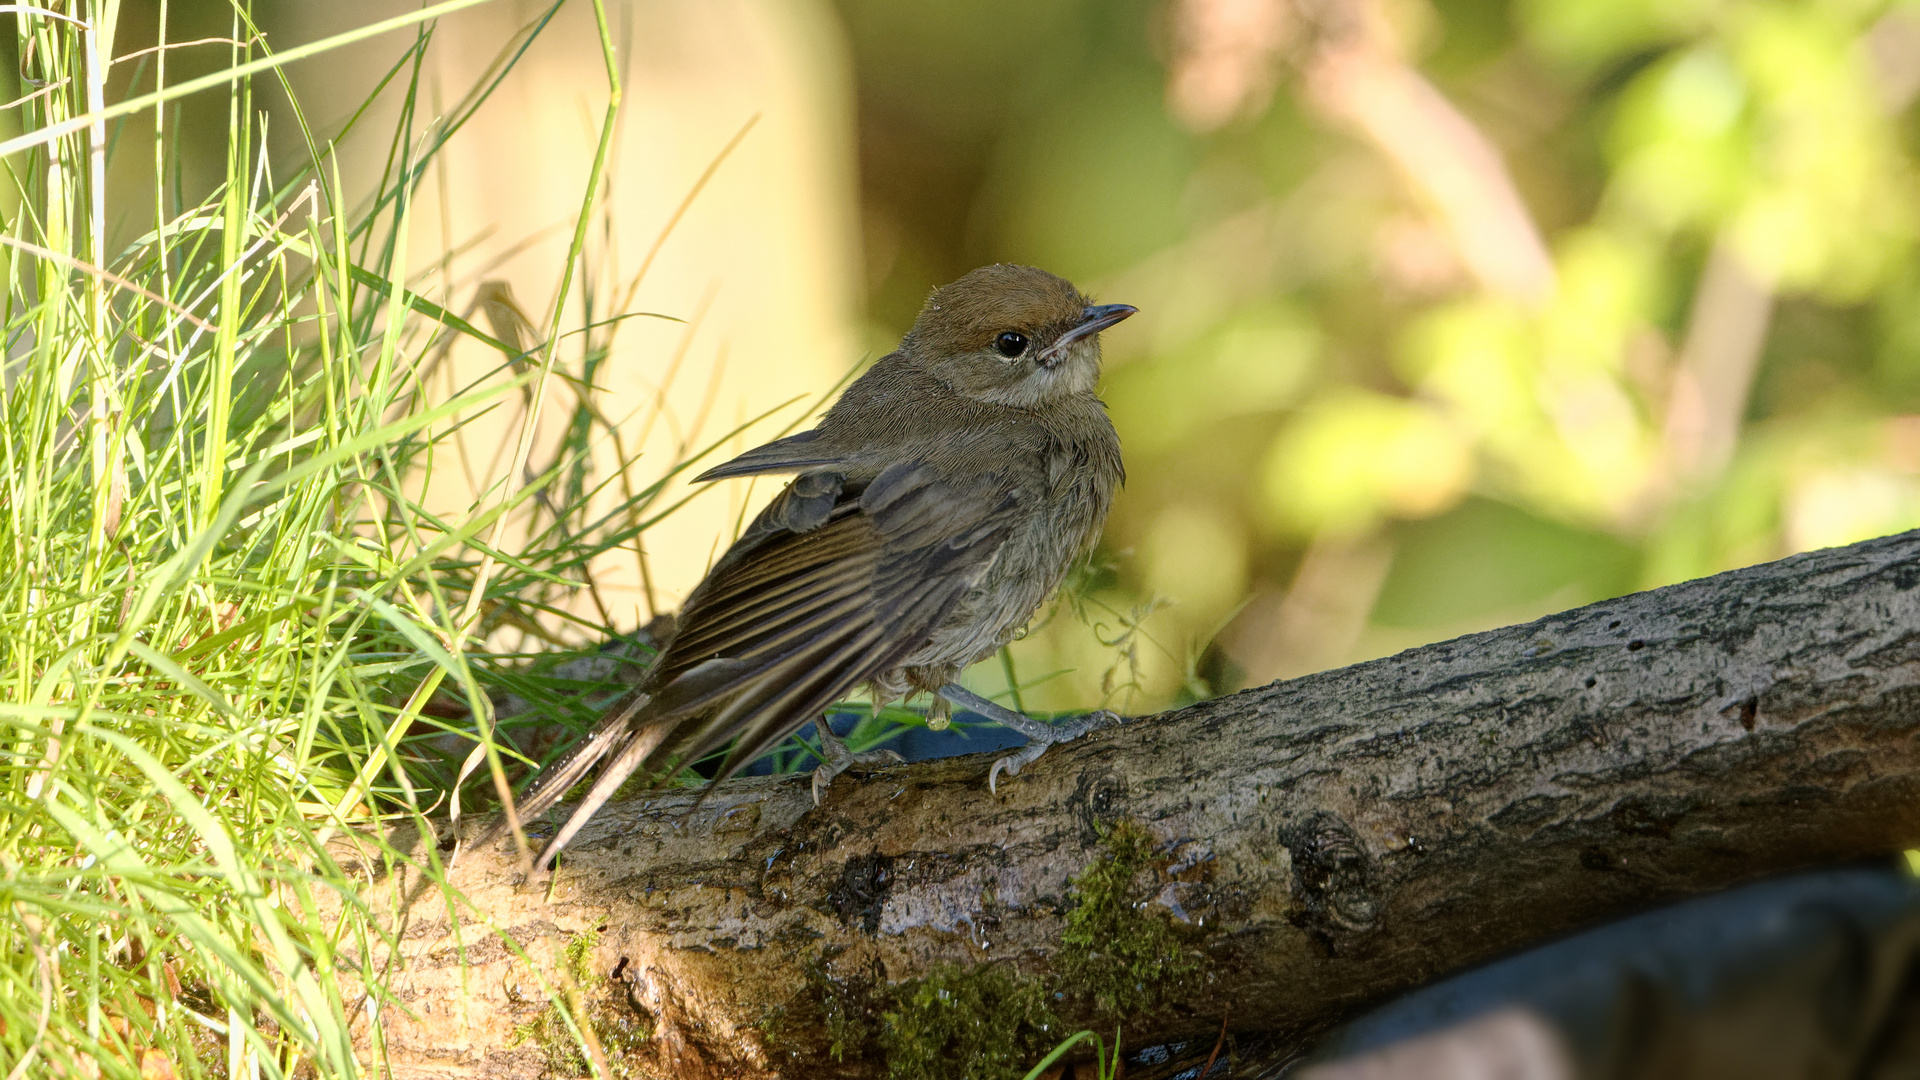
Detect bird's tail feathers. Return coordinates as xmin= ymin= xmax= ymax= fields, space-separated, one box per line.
xmin=466 ymin=687 xmax=653 ymax=855
xmin=533 ymin=720 xmax=673 ymax=868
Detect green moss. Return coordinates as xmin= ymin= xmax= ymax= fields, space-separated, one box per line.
xmin=766 ymin=819 xmax=1199 ymax=1076
xmin=762 ymin=954 xmax=1058 ymax=1079
xmin=877 ymin=963 xmax=1061 ymax=1080
xmin=1058 ymin=819 xmax=1198 ymax=1016
xmin=509 ymin=930 xmax=655 ymax=1078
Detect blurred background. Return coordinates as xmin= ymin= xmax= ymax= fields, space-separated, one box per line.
xmin=175 ymin=0 xmax=1920 ymax=713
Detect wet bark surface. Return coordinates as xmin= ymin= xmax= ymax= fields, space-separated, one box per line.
xmin=355 ymin=530 xmax=1920 ymax=1078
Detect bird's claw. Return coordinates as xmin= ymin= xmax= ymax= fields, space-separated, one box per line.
xmin=988 ymin=741 xmax=1048 ymax=795
xmin=811 ymin=745 xmax=904 ymax=805
xmin=987 ymin=709 xmax=1125 ymax=795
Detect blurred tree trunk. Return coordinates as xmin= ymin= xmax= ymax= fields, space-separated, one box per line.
xmin=350 ymin=530 xmax=1920 ymax=1079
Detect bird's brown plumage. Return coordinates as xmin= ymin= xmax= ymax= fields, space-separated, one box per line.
xmin=496 ymin=265 xmax=1132 ymax=866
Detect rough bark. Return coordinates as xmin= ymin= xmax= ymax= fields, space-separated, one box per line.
xmin=355 ymin=530 xmax=1920 ymax=1078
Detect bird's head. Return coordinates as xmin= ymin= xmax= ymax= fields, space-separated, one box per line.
xmin=906 ymin=264 xmax=1136 ymax=409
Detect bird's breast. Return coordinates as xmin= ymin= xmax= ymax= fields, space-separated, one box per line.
xmin=897 ymin=415 xmax=1122 ymax=680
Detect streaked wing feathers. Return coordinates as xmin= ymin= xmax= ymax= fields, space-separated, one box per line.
xmin=514 ymin=461 xmax=1016 ymax=863
xmin=692 ymin=430 xmax=839 ymax=482
xmin=647 ymin=462 xmax=1017 ymax=779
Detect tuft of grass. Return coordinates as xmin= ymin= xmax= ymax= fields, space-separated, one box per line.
xmin=0 ymin=2 xmax=721 ymax=1077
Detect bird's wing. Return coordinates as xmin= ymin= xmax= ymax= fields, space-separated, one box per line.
xmin=527 ymin=461 xmax=1019 ymax=864
xmin=692 ymin=429 xmax=840 ymax=481
xmin=477 ymin=464 xmax=850 ymax=854
xmin=656 ymin=461 xmax=1021 ymax=776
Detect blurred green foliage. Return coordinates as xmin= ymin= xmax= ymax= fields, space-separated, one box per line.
xmin=836 ymin=0 xmax=1920 ymax=708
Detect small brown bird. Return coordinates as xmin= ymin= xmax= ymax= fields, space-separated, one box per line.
xmin=493 ymin=264 xmax=1134 ymax=867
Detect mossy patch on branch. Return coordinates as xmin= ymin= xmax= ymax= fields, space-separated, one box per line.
xmin=878 ymin=963 xmax=1062 ymax=1080
xmin=1058 ymin=818 xmax=1199 ymax=1016
xmin=765 ymin=817 xmax=1203 ymax=1077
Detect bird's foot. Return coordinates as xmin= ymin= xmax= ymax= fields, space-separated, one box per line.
xmin=810 ymin=724 xmax=904 ymax=805
xmin=936 ymin=684 xmax=1123 ymax=794
xmin=985 ymin=710 xmax=1120 ymax=794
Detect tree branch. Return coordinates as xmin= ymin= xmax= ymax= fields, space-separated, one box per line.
xmin=354 ymin=529 xmax=1920 ymax=1078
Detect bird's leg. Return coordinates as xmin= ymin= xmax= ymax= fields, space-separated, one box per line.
xmin=809 ymin=713 xmax=904 ymax=805
xmin=925 ymin=694 xmax=953 ymax=731
xmin=936 ymin=683 xmax=1122 ymax=794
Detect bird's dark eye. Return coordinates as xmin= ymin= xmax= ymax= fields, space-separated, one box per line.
xmin=993 ymin=331 xmax=1029 ymax=358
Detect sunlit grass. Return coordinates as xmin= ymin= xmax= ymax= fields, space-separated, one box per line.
xmin=0 ymin=2 xmax=689 ymax=1075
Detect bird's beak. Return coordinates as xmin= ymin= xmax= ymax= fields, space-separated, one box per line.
xmin=1038 ymin=303 xmax=1138 ymax=366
